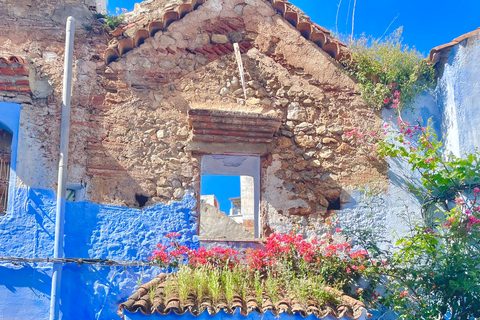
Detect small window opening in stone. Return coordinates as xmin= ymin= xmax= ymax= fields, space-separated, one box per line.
xmin=327 ymin=197 xmax=341 ymax=210
xmin=0 ymin=129 xmax=12 ymax=216
xmin=135 ymin=194 xmax=149 ymax=208
xmin=200 ymin=175 xmax=255 ymax=238
xmin=66 ymin=183 xmax=87 ymax=202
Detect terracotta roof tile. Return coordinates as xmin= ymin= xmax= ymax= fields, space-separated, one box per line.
xmin=0 ymin=55 xmax=27 ymax=65
xmin=428 ymin=27 xmax=480 ymax=64
xmin=118 ymin=274 xmax=370 ymax=319
xmin=104 ymin=0 xmax=349 ymax=65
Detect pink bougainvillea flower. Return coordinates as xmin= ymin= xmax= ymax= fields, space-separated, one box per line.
xmin=474 ymin=187 xmax=480 ymax=194
xmin=336 ymin=227 xmax=342 ymax=233
xmin=166 ymin=232 xmax=181 ymax=238
xmin=384 ymin=98 xmax=390 ymax=104
xmin=424 ymin=158 xmax=434 ymax=164
xmin=455 ymin=198 xmax=465 ymax=205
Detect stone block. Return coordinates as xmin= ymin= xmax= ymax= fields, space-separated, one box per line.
xmin=246 ymin=98 xmax=261 ymax=105
xmin=287 ymin=102 xmax=307 ymax=121
xmin=179 ymin=59 xmax=196 ymax=71
xmin=158 ymin=35 xmax=176 ymax=47
xmin=159 ymin=60 xmax=176 ymax=70
xmin=211 ymin=34 xmax=229 ymax=44
xmin=322 ymin=137 xmax=338 ymax=144
xmin=319 ymin=150 xmax=333 ymax=159
xmin=295 ymin=135 xmax=315 ymax=148
xmin=278 ymin=136 xmax=292 ymax=148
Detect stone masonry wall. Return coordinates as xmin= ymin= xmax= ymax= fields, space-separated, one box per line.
xmin=0 ymin=0 xmax=106 ymax=191
xmin=0 ymin=0 xmax=387 ymax=235
xmin=93 ymin=0 xmax=387 ymax=234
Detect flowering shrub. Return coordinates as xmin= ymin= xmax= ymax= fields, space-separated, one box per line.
xmin=345 ymin=118 xmax=480 ymax=319
xmin=149 ymin=231 xmax=384 ymax=307
xmin=342 ymin=28 xmax=435 ymax=110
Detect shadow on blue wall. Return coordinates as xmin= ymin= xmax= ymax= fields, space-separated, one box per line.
xmin=0 ymin=264 xmax=51 ymax=295
xmin=0 ymin=264 xmax=52 ymax=320
xmin=0 ymin=187 xmax=198 ymax=320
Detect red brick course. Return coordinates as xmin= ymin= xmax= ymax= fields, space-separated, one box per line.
xmin=0 ymin=67 xmax=15 ymax=76
xmin=13 ymin=66 xmax=28 ymax=76
xmin=18 ymin=86 xmax=31 ymax=93
xmin=15 ymin=80 xmax=29 ymax=86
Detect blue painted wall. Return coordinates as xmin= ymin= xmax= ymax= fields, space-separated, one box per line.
xmin=0 ymin=186 xmax=198 ymax=320
xmin=435 ymin=33 xmax=480 ymax=156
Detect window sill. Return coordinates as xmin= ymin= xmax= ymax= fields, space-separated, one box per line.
xmin=198 ymin=236 xmax=266 ymax=250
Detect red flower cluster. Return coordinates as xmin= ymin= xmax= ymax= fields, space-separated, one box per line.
xmin=149 ymin=230 xmax=377 ymax=287
xmin=189 ymin=247 xmax=239 ymax=269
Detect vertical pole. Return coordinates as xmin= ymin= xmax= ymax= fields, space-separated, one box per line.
xmin=233 ymin=43 xmax=247 ymax=101
xmin=49 ymin=16 xmax=75 ymax=320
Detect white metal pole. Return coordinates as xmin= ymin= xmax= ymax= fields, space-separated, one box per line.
xmin=49 ymin=16 xmax=75 ymax=320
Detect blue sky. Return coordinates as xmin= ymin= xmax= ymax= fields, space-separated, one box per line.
xmin=107 ymin=0 xmax=480 ymax=56
xmin=201 ymin=175 xmax=240 ymax=214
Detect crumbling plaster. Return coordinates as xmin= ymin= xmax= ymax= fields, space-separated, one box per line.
xmin=100 ymin=0 xmax=386 ymax=225
xmin=0 ymin=0 xmax=386 ymax=236
xmin=436 ymin=32 xmax=480 ymax=157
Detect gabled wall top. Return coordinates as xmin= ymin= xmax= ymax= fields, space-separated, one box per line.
xmin=104 ymin=0 xmax=350 ymax=65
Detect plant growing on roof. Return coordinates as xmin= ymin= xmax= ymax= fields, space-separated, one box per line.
xmin=342 ymin=27 xmax=435 ymax=111
xmin=149 ymin=231 xmax=383 ymax=308
xmin=93 ymin=7 xmax=127 ymax=31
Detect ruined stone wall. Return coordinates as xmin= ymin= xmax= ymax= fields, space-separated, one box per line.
xmin=0 ymin=0 xmax=106 ymax=192
xmin=0 ymin=0 xmax=387 ymax=235
xmin=91 ymin=0 xmax=387 ymax=234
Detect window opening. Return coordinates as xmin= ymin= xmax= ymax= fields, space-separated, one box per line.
xmin=0 ymin=129 xmax=12 ymax=215
xmin=200 ymin=155 xmax=260 ymax=238
xmin=200 ymin=175 xmax=255 ymax=238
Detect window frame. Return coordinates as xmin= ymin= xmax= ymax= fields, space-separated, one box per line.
xmin=0 ymin=102 xmax=21 ymax=217
xmin=200 ymin=154 xmax=261 ymax=238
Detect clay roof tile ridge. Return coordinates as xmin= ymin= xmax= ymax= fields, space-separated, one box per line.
xmin=119 ymin=274 xmax=371 ymax=319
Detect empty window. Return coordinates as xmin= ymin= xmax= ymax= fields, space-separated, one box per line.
xmin=199 ymin=155 xmax=260 ymax=238
xmin=0 ymin=129 xmax=12 ymax=215
xmin=201 ymin=175 xmax=257 ymax=238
